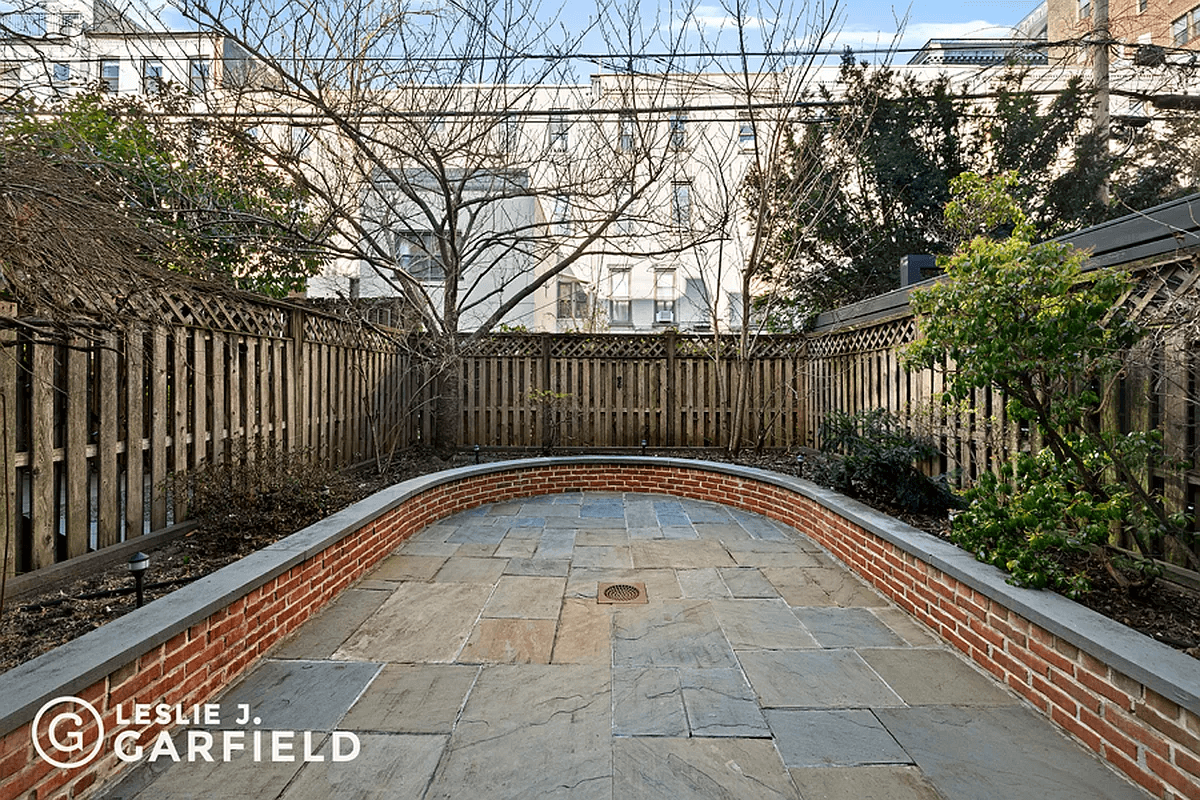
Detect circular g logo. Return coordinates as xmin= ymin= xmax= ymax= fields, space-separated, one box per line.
xmin=31 ymin=696 xmax=105 ymax=769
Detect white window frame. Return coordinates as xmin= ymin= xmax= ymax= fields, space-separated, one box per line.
xmin=669 ymin=113 xmax=687 ymax=150
xmin=189 ymin=58 xmax=209 ymax=94
xmin=100 ymin=59 xmax=120 ymax=92
xmin=548 ymin=108 xmax=569 ymax=152
xmin=671 ymin=181 xmax=691 ymax=228
xmin=142 ymin=57 xmax=165 ymax=93
xmin=499 ymin=114 xmax=520 ymax=153
xmin=59 ymin=11 xmax=81 ymax=34
xmin=393 ymin=232 xmax=444 ymax=284
xmin=618 ymin=113 xmax=635 ymax=152
xmin=654 ymin=269 xmax=676 ymax=324
xmin=737 ymin=113 xmax=756 ymax=151
xmin=557 ymin=280 xmax=588 ymax=320
xmin=608 ymin=268 xmax=631 ymax=325
xmin=551 ymin=195 xmax=572 ymax=236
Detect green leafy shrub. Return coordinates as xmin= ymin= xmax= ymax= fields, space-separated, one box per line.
xmin=951 ymin=442 xmax=1132 ymax=597
xmin=904 ymin=171 xmax=1198 ymax=591
xmin=812 ymin=409 xmax=957 ymax=513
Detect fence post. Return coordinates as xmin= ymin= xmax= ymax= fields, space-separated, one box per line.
xmin=540 ymin=332 xmax=552 ymax=450
xmin=0 ymin=302 xmax=16 ymax=579
xmin=665 ymin=330 xmax=676 ymax=447
xmin=288 ymin=308 xmax=305 ymax=455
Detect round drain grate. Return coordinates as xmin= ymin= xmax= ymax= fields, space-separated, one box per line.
xmin=603 ymin=583 xmax=642 ymax=602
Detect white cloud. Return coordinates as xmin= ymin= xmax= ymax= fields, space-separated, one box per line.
xmin=684 ymin=5 xmax=765 ymax=33
xmin=824 ymin=19 xmax=1020 ymax=58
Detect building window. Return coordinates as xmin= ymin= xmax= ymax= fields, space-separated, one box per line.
xmin=654 ymin=270 xmax=676 ymax=324
xmin=669 ymin=114 xmax=687 ymax=150
xmin=59 ymin=12 xmax=81 ymax=34
xmin=1173 ymin=14 xmax=1189 ymax=44
xmin=1079 ymin=0 xmax=1091 ymax=19
xmin=557 ymin=281 xmax=588 ymax=319
xmin=609 ymin=268 xmax=631 ymax=325
xmin=23 ymin=10 xmax=47 ymax=36
xmin=100 ymin=59 xmax=120 ymax=92
xmin=618 ymin=113 xmax=635 ymax=152
xmin=671 ymin=181 xmax=691 ymax=228
xmin=728 ymin=292 xmax=743 ymax=330
xmin=548 ymin=108 xmax=569 ymax=152
xmin=393 ymin=232 xmax=444 ymax=283
xmin=1137 ymin=0 xmax=1147 ymax=12
xmin=615 ymin=181 xmax=634 ymax=236
xmin=142 ymin=57 xmax=164 ymax=93
xmin=52 ymin=62 xmax=70 ymax=82
xmin=737 ymin=113 xmax=756 ymax=151
xmin=189 ymin=58 xmax=209 ymax=94
xmin=499 ymin=114 xmax=520 ymax=153
xmin=551 ymin=195 xmax=572 ymax=235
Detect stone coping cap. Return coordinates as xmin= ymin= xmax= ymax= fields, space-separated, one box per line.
xmin=1 ymin=456 xmax=1196 ymax=738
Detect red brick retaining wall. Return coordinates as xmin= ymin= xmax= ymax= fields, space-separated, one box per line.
xmin=2 ymin=459 xmax=1196 ymax=799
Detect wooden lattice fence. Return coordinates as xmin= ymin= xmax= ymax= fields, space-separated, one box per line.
xmin=0 ymin=294 xmax=414 ymax=577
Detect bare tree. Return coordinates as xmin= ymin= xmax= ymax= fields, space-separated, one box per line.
xmin=176 ymin=0 xmax=812 ymax=450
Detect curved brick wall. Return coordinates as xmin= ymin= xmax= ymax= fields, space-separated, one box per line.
xmin=1 ymin=457 xmax=1197 ymax=800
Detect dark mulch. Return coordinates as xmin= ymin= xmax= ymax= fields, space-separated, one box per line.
xmin=1 ymin=449 xmax=1197 ymax=673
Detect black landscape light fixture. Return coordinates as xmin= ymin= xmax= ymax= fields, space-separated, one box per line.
xmin=474 ymin=444 xmax=481 ymax=464
xmin=128 ymin=551 xmax=149 ymax=608
xmin=640 ymin=439 xmax=647 ymax=455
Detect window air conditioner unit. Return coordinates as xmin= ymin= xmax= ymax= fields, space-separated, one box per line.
xmin=656 ymin=311 xmax=674 ymax=323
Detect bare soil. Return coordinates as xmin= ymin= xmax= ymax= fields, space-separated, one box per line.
xmin=1 ymin=449 xmax=1197 ymax=673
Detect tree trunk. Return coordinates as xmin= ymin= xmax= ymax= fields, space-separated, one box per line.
xmin=432 ymin=338 xmax=462 ymax=455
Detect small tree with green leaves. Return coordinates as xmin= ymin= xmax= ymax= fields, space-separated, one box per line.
xmin=903 ymin=172 xmax=1196 ymax=595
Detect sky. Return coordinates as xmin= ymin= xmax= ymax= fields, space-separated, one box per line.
xmin=148 ymin=0 xmax=1046 ymax=68
xmin=832 ymin=0 xmax=1043 ymax=56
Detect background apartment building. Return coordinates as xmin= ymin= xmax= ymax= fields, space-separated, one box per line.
xmin=1 ymin=0 xmax=247 ymax=101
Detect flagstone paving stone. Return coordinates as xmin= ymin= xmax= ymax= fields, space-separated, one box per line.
xmin=766 ymin=709 xmax=910 ymax=767
xmin=788 ymin=765 xmax=944 ymax=800
xmin=339 ymin=664 xmax=478 ymax=733
xmin=712 ymin=598 xmax=820 ymax=650
xmin=613 ymin=600 xmax=739 ymax=669
xmin=676 ymin=567 xmax=733 ymax=598
xmin=424 ymin=664 xmax=612 ymax=800
xmin=480 ymin=575 xmax=565 ymax=619
xmin=551 ymin=597 xmax=612 ymax=664
xmin=738 ymin=649 xmax=904 ymax=708
xmin=612 ymin=666 xmax=688 ymax=736
xmin=367 ymin=555 xmax=447 ymax=582
xmin=613 ymin=737 xmax=800 ymax=800
xmin=792 ymin=607 xmax=908 ymax=648
xmin=632 ymin=540 xmax=737 ymax=568
xmin=458 ymin=618 xmax=556 ymax=664
xmin=678 ymin=667 xmax=770 ymax=737
xmin=875 ymin=706 xmax=1150 ymax=800
xmin=857 ymin=649 xmax=1021 ymax=706
xmin=718 ymin=566 xmax=780 ymax=598
xmin=501 ymin=556 xmax=570 ymax=576
xmin=213 ymin=660 xmax=382 ymax=732
xmin=279 ymin=733 xmax=447 ymax=800
xmin=333 ymin=582 xmax=493 ymax=663
xmin=271 ymin=588 xmax=390 ymax=660
xmin=430 ymin=556 xmax=509 ymax=584
xmin=108 ymin=491 xmax=1153 ymax=800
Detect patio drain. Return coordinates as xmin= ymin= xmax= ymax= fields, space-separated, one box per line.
xmin=598 ymin=582 xmax=648 ymax=604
